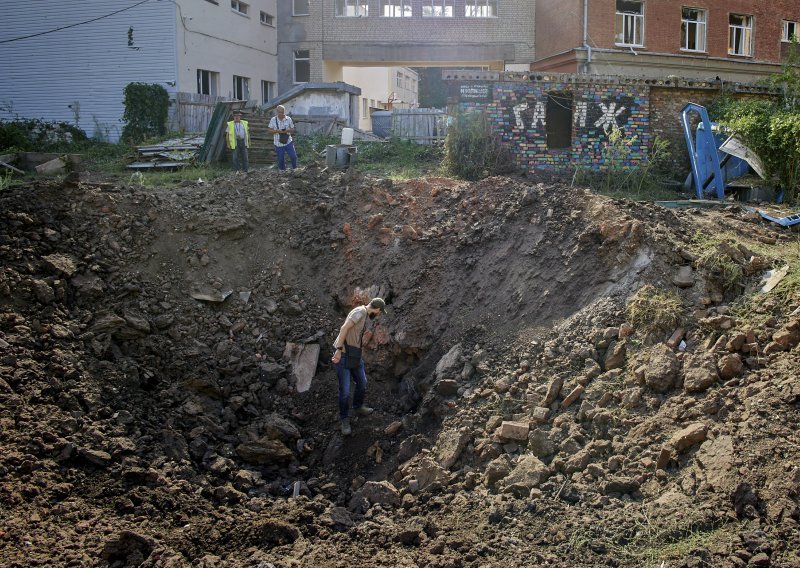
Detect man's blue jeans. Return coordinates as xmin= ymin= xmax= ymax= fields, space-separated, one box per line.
xmin=276 ymin=142 xmax=298 ymax=170
xmin=335 ymin=356 xmax=367 ymax=419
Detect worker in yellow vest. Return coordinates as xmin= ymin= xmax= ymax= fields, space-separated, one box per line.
xmin=225 ymin=110 xmax=250 ymax=172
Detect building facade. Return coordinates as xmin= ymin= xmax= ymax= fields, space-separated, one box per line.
xmin=0 ymin=0 xmax=277 ymax=141
xmin=534 ymin=0 xmax=800 ymax=82
xmin=342 ymin=66 xmax=419 ymax=131
xmin=276 ymin=0 xmax=535 ymax=95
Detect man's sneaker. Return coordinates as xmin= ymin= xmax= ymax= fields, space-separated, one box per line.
xmin=341 ymin=418 xmax=352 ymax=436
xmin=354 ymin=406 xmax=374 ymax=416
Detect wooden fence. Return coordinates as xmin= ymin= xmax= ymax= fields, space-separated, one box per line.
xmin=391 ymin=109 xmax=448 ymax=144
xmin=170 ymin=92 xmax=229 ymax=133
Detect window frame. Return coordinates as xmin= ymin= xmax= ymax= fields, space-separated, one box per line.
xmin=681 ymin=7 xmax=707 ymax=52
xmin=335 ymin=0 xmax=369 ymax=17
xmin=260 ymin=11 xmax=275 ymax=26
xmin=782 ymin=20 xmax=798 ymax=42
xmin=197 ymin=69 xmax=219 ymax=97
xmin=261 ymin=80 xmax=275 ymax=105
xmin=231 ymin=0 xmax=249 ymax=16
xmin=381 ymin=0 xmax=412 ymax=17
xmin=729 ymin=13 xmax=754 ymax=57
xmin=293 ymin=50 xmax=311 ymax=83
xmin=233 ymin=75 xmax=250 ymax=100
xmin=465 ymin=0 xmax=498 ymax=18
xmin=293 ymin=0 xmax=309 ymax=16
xmin=615 ymin=0 xmax=644 ymax=47
xmin=422 ymin=0 xmax=453 ymax=17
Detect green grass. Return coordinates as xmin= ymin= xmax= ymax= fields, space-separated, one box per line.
xmin=689 ymin=232 xmax=747 ymax=292
xmin=730 ymin=236 xmax=800 ymax=322
xmin=126 ymin=164 xmax=229 ymax=188
xmin=356 ymin=138 xmax=444 ymax=179
xmin=626 ymin=284 xmax=684 ymax=335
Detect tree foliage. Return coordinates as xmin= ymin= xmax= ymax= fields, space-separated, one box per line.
xmin=121 ymin=82 xmax=170 ymax=144
xmin=709 ymin=41 xmax=800 ymax=203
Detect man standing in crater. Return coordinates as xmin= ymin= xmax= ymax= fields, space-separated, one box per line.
xmin=331 ymin=298 xmax=386 ymax=435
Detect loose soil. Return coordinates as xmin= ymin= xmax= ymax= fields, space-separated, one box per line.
xmin=1 ymin=164 xmax=799 ymax=567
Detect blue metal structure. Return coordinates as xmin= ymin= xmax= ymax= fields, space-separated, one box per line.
xmin=681 ymin=103 xmax=726 ymax=199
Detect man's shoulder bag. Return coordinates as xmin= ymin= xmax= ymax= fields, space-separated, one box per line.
xmin=344 ymin=313 xmax=368 ymax=369
xmin=344 ymin=344 xmax=362 ymax=369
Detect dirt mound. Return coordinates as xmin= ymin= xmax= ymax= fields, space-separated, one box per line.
xmin=1 ymin=168 xmax=799 ymax=567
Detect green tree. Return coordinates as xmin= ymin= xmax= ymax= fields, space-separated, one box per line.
xmin=414 ymin=67 xmax=448 ymax=109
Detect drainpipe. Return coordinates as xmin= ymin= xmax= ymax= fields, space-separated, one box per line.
xmin=583 ymin=0 xmax=593 ymax=74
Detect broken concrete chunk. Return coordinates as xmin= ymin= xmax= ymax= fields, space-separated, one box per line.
xmin=435 ymin=428 xmax=470 ymax=469
xmin=669 ymin=422 xmax=708 ymax=451
xmin=683 ymin=353 xmax=719 ymax=393
xmin=561 ymin=385 xmax=585 ymax=408
xmin=672 ymin=265 xmax=695 ymax=288
xmin=282 ymin=342 xmax=320 ymax=393
xmin=191 ymin=289 xmax=233 ymax=303
xmin=499 ymin=421 xmax=529 ymax=441
xmin=42 ymin=253 xmax=77 ymax=277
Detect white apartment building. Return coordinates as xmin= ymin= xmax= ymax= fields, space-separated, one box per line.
xmin=342 ymin=66 xmax=419 ymax=131
xmin=0 ymin=0 xmax=278 ymax=141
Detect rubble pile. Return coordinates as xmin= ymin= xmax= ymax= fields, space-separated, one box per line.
xmin=1 ymin=167 xmax=799 ymax=567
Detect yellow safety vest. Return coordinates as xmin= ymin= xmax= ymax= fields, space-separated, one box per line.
xmin=226 ymin=120 xmax=249 ymax=149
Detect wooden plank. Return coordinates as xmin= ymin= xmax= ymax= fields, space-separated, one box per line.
xmin=0 ymin=159 xmax=24 ymax=175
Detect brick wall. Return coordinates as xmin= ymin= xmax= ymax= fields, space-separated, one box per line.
xmin=455 ymin=74 xmax=777 ymax=177
xmin=459 ymin=76 xmax=651 ymax=173
xmin=586 ymin=0 xmax=799 ymax=62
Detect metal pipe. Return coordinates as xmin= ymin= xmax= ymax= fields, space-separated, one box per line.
xmin=583 ymin=0 xmax=593 ymax=73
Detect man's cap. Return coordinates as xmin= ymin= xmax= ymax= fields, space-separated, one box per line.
xmin=369 ymin=298 xmax=386 ymax=312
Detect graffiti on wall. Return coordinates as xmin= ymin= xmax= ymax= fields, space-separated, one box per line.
xmin=509 ymin=95 xmax=635 ymax=135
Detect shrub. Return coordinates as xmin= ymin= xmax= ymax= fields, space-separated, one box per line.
xmin=0 ymin=119 xmax=88 ymax=152
xmin=121 ymin=83 xmax=170 ymax=144
xmin=443 ymin=111 xmax=515 ymax=180
xmin=574 ymin=126 xmax=672 ymax=199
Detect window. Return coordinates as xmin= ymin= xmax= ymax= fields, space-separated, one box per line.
xmin=681 ymin=8 xmax=706 ymax=52
xmin=783 ymin=20 xmax=798 ymax=42
xmin=260 ymin=11 xmax=274 ymax=25
xmin=396 ymin=71 xmax=403 ymax=88
xmin=231 ymin=0 xmax=248 ymax=16
xmin=616 ymin=1 xmax=643 ymax=46
xmin=381 ymin=0 xmax=411 ymax=17
xmin=261 ymin=80 xmax=275 ymax=105
xmin=233 ymin=75 xmax=250 ymax=100
xmin=293 ymin=0 xmax=309 ymax=16
xmin=294 ymin=50 xmax=310 ymax=83
xmin=465 ymin=0 xmax=497 ymax=18
xmin=362 ymin=98 xmax=368 ymax=118
xmin=335 ymin=0 xmax=368 ymax=17
xmin=423 ymin=0 xmax=453 ymax=17
xmin=197 ymin=69 xmax=219 ymax=96
xmin=729 ymin=14 xmax=753 ymax=56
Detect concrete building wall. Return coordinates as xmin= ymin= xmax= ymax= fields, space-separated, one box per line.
xmin=176 ymin=0 xmax=278 ymax=104
xmin=277 ymin=0 xmax=535 ymax=94
xmin=0 ymin=0 xmax=177 ymax=141
xmin=343 ymin=66 xmax=418 ymax=131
